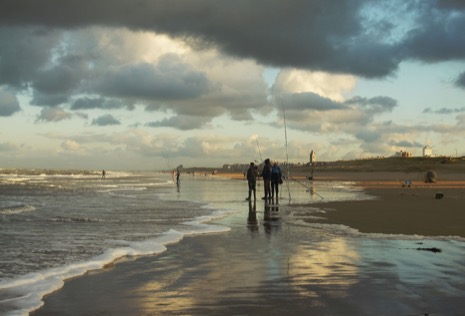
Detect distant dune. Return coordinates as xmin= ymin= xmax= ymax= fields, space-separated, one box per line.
xmin=182 ymin=157 xmax=465 ymax=182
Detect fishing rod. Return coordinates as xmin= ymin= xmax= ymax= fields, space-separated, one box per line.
xmin=255 ymin=136 xmax=263 ymax=163
xmin=280 ymin=97 xmax=324 ymax=201
xmin=162 ymin=149 xmax=175 ymax=183
xmin=289 ymin=175 xmax=325 ymax=200
xmin=281 ymin=97 xmax=292 ymax=202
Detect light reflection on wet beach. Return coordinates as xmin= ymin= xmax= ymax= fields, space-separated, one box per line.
xmin=29 ymin=176 xmax=465 ymax=316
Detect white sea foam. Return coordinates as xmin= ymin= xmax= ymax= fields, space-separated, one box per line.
xmin=0 ymin=202 xmax=36 ymax=215
xmin=0 ymin=208 xmax=230 ymax=316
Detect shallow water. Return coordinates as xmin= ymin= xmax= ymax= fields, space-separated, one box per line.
xmin=1 ymin=170 xmax=465 ymax=316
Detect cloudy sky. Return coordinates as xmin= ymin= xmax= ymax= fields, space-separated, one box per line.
xmin=1 ymin=0 xmax=465 ymax=170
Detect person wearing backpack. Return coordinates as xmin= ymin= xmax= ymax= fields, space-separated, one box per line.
xmin=271 ymin=162 xmax=282 ymax=202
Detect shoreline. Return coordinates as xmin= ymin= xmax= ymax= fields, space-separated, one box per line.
xmin=30 ymin=171 xmax=465 ymax=315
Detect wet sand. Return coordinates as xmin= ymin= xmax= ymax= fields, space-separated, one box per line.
xmin=32 ymin=173 xmax=465 ymax=316
xmin=224 ymin=170 xmax=465 ymax=237
xmin=311 ymin=184 xmax=465 ymax=238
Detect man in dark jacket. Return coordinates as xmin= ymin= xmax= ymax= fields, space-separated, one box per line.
xmin=261 ymin=158 xmax=272 ymax=200
xmin=246 ymin=162 xmax=258 ymax=201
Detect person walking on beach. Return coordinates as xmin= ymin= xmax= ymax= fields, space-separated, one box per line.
xmin=101 ymin=170 xmax=106 ymax=179
xmin=176 ymin=168 xmax=180 ymax=187
xmin=246 ymin=162 xmax=258 ymax=201
xmin=271 ymin=162 xmax=282 ymax=201
xmin=261 ymin=158 xmax=272 ymax=200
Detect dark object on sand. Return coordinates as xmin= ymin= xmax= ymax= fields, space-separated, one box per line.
xmin=425 ymin=170 xmax=436 ymax=183
xmin=417 ymin=247 xmax=442 ymax=253
xmin=435 ymin=192 xmax=444 ymax=199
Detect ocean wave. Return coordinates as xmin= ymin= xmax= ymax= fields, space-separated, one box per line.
xmin=0 ymin=203 xmax=36 ymax=215
xmin=0 ymin=168 xmax=147 ymax=181
xmin=0 ymin=208 xmax=231 ymax=316
xmin=49 ymin=216 xmax=101 ymax=223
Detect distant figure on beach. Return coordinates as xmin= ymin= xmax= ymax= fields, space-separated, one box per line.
xmin=176 ymin=169 xmax=180 ymax=186
xmin=271 ymin=162 xmax=282 ymax=200
xmin=261 ymin=158 xmax=272 ymax=200
xmin=425 ymin=170 xmax=437 ymax=183
xmin=101 ymin=170 xmax=106 ymax=179
xmin=246 ymin=162 xmax=259 ymax=201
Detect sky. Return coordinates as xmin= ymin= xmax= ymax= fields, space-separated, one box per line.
xmin=1 ymin=0 xmax=465 ymax=170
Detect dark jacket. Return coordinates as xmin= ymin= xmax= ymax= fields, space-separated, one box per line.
xmin=271 ymin=165 xmax=282 ymax=183
xmin=261 ymin=164 xmax=271 ymax=180
xmin=247 ymin=166 xmax=258 ymax=184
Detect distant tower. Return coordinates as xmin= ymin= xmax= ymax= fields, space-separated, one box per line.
xmin=423 ymin=145 xmax=433 ymax=157
xmin=310 ymin=150 xmax=316 ymax=165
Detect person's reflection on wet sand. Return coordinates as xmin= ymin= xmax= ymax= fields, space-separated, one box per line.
xmin=247 ymin=200 xmax=258 ymax=232
xmin=263 ymin=201 xmax=279 ymax=233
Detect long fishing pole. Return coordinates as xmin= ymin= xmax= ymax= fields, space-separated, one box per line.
xmin=281 ymin=97 xmax=292 ymax=202
xmin=289 ymin=175 xmax=325 ymax=200
xmin=255 ymin=136 xmax=263 ymax=163
xmin=162 ymin=149 xmax=175 ymax=183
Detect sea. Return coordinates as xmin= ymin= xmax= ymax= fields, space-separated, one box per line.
xmin=1 ymin=169 xmax=464 ymax=315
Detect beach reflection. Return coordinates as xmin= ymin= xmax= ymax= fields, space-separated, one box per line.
xmin=134 ymin=281 xmax=196 ymax=314
xmin=247 ymin=200 xmax=258 ymax=232
xmin=289 ymin=238 xmax=360 ymax=297
xmin=263 ymin=201 xmax=280 ymax=233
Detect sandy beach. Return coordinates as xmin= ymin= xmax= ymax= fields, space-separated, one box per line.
xmin=32 ymin=171 xmax=465 ymax=316
xmin=311 ymin=185 xmax=465 ymax=238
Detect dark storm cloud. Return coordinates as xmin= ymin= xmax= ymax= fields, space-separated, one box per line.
xmin=0 ymin=88 xmax=21 ymax=116
xmin=344 ymin=96 xmax=397 ymax=114
xmin=423 ymin=106 xmax=465 ymax=114
xmin=30 ymin=55 xmax=88 ymax=106
xmin=283 ymin=93 xmax=396 ymax=115
xmin=455 ymin=71 xmax=465 ymax=89
xmin=278 ymin=92 xmax=398 ymax=134
xmin=282 ymin=92 xmax=346 ymax=111
xmin=91 ymin=114 xmax=121 ymax=126
xmin=390 ymin=140 xmax=423 ymax=148
xmin=354 ymin=129 xmax=383 ymax=143
xmin=401 ymin=7 xmax=465 ymax=62
xmin=93 ymin=55 xmax=210 ymax=100
xmin=35 ymin=107 xmax=73 ymax=122
xmin=146 ymin=115 xmax=209 ymax=130
xmin=437 ymin=0 xmax=465 ymax=9
xmin=0 ymin=27 xmax=60 ymax=88
xmin=71 ymin=97 xmax=129 ymax=110
xmin=3 ymin=0 xmax=464 ymax=78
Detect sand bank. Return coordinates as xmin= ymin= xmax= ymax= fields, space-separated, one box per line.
xmin=310 ymin=184 xmax=465 ymax=238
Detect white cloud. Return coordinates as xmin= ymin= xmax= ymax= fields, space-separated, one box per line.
xmin=61 ymin=139 xmax=81 ymax=151
xmin=274 ymin=69 xmax=357 ymax=102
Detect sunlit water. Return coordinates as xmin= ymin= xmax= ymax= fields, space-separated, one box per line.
xmin=1 ymin=170 xmax=464 ymax=315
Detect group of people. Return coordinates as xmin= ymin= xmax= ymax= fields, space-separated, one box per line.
xmin=246 ymin=158 xmax=283 ymax=202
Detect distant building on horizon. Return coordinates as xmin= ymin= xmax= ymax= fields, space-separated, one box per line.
xmin=395 ymin=150 xmax=412 ymax=158
xmin=310 ymin=150 xmax=316 ymax=165
xmin=423 ymin=145 xmax=433 ymax=157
